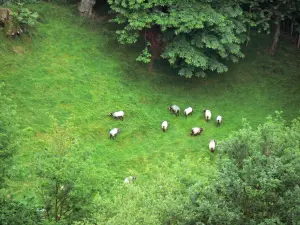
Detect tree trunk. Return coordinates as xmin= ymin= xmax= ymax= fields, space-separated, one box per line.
xmin=148 ymin=56 xmax=153 ymax=71
xmin=297 ymin=35 xmax=300 ymax=48
xmin=270 ymin=15 xmax=281 ymax=55
xmin=291 ymin=23 xmax=293 ymax=36
xmin=78 ymin=0 xmax=96 ymax=18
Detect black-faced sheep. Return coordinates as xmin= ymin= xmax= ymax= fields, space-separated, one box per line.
xmin=184 ymin=107 xmax=193 ymax=117
xmin=110 ymin=128 xmax=120 ymax=140
xmin=190 ymin=127 xmax=204 ymax=136
xmin=161 ymin=121 xmax=168 ymax=132
xmin=109 ymin=110 xmax=124 ymax=120
xmin=216 ymin=115 xmax=222 ymax=126
xmin=203 ymin=109 xmax=212 ymax=121
xmin=124 ymin=176 xmax=136 ymax=184
xmin=209 ymin=140 xmax=216 ymax=152
xmin=168 ymin=105 xmax=180 ymax=116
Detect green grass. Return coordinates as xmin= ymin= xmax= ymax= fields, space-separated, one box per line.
xmin=1 ymin=2 xmax=300 ymax=196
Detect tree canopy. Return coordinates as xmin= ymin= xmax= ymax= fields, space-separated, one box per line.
xmin=183 ymin=113 xmax=300 ymax=224
xmin=109 ymin=0 xmax=249 ymax=78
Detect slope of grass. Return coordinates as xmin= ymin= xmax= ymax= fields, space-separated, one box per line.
xmin=1 ymin=2 xmax=300 ymax=198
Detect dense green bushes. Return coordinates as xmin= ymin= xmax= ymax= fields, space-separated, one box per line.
xmin=182 ymin=113 xmax=300 ymax=224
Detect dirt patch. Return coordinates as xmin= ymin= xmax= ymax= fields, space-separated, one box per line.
xmin=12 ymin=46 xmax=25 ymax=55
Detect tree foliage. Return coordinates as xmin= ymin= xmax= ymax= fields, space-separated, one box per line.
xmin=33 ymin=117 xmax=101 ymax=224
xmin=184 ymin=112 xmax=300 ymax=224
xmin=108 ymin=0 xmax=250 ymax=78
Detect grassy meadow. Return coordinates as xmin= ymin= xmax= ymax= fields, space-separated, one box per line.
xmin=1 ymin=1 xmax=300 ymax=208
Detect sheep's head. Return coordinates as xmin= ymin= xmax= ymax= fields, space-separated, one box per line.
xmin=168 ymin=106 xmax=172 ymax=111
xmin=117 ymin=128 xmax=120 ymax=132
xmin=109 ymin=112 xmax=113 ymax=116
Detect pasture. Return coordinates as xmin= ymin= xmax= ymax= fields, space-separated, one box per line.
xmin=1 ymin=2 xmax=300 ymax=204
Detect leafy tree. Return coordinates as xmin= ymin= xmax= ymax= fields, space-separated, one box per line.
xmin=184 ymin=112 xmax=300 ymax=224
xmin=244 ymin=0 xmax=300 ymax=54
xmin=108 ymin=0 xmax=250 ymax=78
xmin=33 ymin=117 xmax=101 ymax=223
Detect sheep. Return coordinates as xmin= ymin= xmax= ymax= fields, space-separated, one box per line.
xmin=190 ymin=127 xmax=204 ymax=136
xmin=216 ymin=115 xmax=222 ymax=126
xmin=109 ymin=128 xmax=120 ymax=140
xmin=184 ymin=107 xmax=193 ymax=117
xmin=161 ymin=121 xmax=168 ymax=132
xmin=124 ymin=176 xmax=136 ymax=184
xmin=203 ymin=109 xmax=212 ymax=121
xmin=109 ymin=110 xmax=124 ymax=120
xmin=168 ymin=105 xmax=180 ymax=116
xmin=209 ymin=140 xmax=216 ymax=152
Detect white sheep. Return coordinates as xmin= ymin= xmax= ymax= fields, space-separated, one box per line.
xmin=209 ymin=140 xmax=216 ymax=152
xmin=203 ymin=109 xmax=212 ymax=121
xmin=161 ymin=121 xmax=168 ymax=132
xmin=168 ymin=105 xmax=180 ymax=116
xmin=216 ymin=115 xmax=222 ymax=126
xmin=184 ymin=107 xmax=193 ymax=117
xmin=109 ymin=110 xmax=124 ymax=120
xmin=110 ymin=128 xmax=120 ymax=140
xmin=124 ymin=176 xmax=136 ymax=184
xmin=190 ymin=127 xmax=204 ymax=136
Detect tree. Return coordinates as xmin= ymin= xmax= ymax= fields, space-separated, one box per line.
xmin=108 ymin=0 xmax=249 ymax=78
xmin=244 ymin=0 xmax=300 ymax=54
xmin=184 ymin=112 xmax=300 ymax=224
xmin=78 ymin=0 xmax=96 ymax=17
xmin=34 ymin=117 xmax=101 ymax=223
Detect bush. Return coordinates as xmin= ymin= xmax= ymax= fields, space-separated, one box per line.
xmin=11 ymin=4 xmax=38 ymax=28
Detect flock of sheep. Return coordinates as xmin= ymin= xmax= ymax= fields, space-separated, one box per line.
xmin=109 ymin=105 xmax=222 ymax=152
xmin=109 ymin=106 xmax=222 ymax=184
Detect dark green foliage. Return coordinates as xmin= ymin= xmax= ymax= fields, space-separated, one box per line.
xmin=185 ymin=112 xmax=300 ymax=224
xmin=108 ymin=0 xmax=249 ymax=78
xmin=8 ymin=3 xmax=39 ymax=35
xmin=0 ymin=191 xmax=42 ymax=225
xmin=12 ymin=5 xmax=39 ymax=28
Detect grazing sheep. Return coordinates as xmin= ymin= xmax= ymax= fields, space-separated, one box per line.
xmin=124 ymin=176 xmax=136 ymax=184
xmin=161 ymin=121 xmax=168 ymax=132
xmin=190 ymin=127 xmax=204 ymax=136
xmin=110 ymin=111 xmax=125 ymax=120
xmin=216 ymin=115 xmax=222 ymax=126
xmin=168 ymin=105 xmax=180 ymax=116
xmin=184 ymin=107 xmax=193 ymax=117
xmin=110 ymin=128 xmax=120 ymax=140
xmin=209 ymin=140 xmax=216 ymax=152
xmin=203 ymin=109 xmax=212 ymax=121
